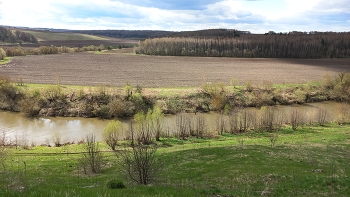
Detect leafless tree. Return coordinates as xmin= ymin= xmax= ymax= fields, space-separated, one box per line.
xmin=176 ymin=112 xmax=188 ymax=140
xmin=119 ymin=145 xmax=160 ymax=185
xmin=195 ymin=114 xmax=206 ymax=138
xmin=316 ymin=108 xmax=328 ymax=126
xmin=216 ymin=113 xmax=226 ymax=135
xmin=290 ymin=108 xmax=302 ymax=130
xmin=53 ymin=131 xmax=61 ymax=147
xmin=81 ymin=134 xmax=103 ymax=174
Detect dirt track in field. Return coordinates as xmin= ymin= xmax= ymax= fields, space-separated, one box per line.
xmin=1 ymin=50 xmax=350 ymax=87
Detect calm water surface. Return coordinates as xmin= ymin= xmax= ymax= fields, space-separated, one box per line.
xmin=0 ymin=101 xmax=341 ymax=145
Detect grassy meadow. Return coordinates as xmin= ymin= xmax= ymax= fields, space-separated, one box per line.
xmin=1 ymin=122 xmax=350 ymax=197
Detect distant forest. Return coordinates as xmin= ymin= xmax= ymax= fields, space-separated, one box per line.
xmin=70 ymin=30 xmax=170 ymax=39
xmin=135 ymin=31 xmax=350 ymax=58
xmin=70 ymin=29 xmax=249 ymax=39
xmin=0 ymin=26 xmax=38 ymax=43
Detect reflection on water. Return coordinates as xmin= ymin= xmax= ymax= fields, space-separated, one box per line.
xmin=0 ymin=101 xmax=342 ymax=145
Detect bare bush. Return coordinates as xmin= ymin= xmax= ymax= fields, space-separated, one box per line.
xmin=195 ymin=114 xmax=206 ymax=138
xmin=0 ymin=47 xmax=6 ymax=60
xmin=290 ymin=107 xmax=303 ymax=130
xmin=215 ymin=113 xmax=226 ymax=135
xmin=53 ymin=131 xmax=61 ymax=147
xmin=305 ymin=109 xmax=316 ymax=126
xmin=80 ymin=134 xmax=103 ymax=174
xmin=257 ymin=106 xmax=283 ymax=132
xmin=134 ymin=110 xmax=154 ymax=145
xmin=5 ymin=47 xmax=25 ymax=56
xmin=236 ymin=108 xmax=251 ymax=133
xmin=268 ymin=132 xmax=279 ymax=148
xmin=245 ymin=80 xmax=254 ymax=92
xmin=176 ymin=112 xmax=189 ymax=140
xmin=227 ymin=112 xmax=237 ymax=134
xmin=316 ymin=108 xmax=328 ymax=126
xmin=43 ymin=85 xmax=64 ymax=103
xmin=201 ymin=82 xmax=227 ymax=111
xmin=336 ymin=103 xmax=350 ymax=124
xmin=119 ymin=145 xmax=160 ymax=185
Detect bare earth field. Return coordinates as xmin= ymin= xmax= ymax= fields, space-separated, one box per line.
xmin=1 ymin=50 xmax=350 ymax=87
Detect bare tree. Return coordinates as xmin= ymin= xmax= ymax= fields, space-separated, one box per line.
xmin=316 ymin=108 xmax=328 ymax=126
xmin=176 ymin=112 xmax=188 ymax=140
xmin=119 ymin=145 xmax=160 ymax=185
xmin=215 ymin=113 xmax=226 ymax=135
xmin=195 ymin=114 xmax=206 ymax=138
xmin=53 ymin=131 xmax=61 ymax=147
xmin=336 ymin=103 xmax=350 ymax=124
xmin=134 ymin=110 xmax=154 ymax=145
xmin=290 ymin=108 xmax=302 ymax=130
xmin=81 ymin=134 xmax=103 ymax=174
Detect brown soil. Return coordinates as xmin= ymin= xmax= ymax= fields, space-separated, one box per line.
xmin=1 ymin=51 xmax=350 ymax=87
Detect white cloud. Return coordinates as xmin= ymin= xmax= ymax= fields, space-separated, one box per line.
xmin=0 ymin=0 xmax=348 ymax=33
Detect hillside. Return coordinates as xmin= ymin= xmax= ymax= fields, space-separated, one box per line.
xmin=0 ymin=26 xmax=38 ymax=44
xmin=20 ymin=29 xmax=107 ymax=41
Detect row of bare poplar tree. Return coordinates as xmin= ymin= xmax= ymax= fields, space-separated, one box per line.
xmin=135 ymin=32 xmax=350 ymax=58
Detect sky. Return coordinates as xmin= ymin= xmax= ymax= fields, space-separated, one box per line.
xmin=0 ymin=0 xmax=349 ymax=33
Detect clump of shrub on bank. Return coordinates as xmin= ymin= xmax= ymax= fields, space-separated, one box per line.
xmin=1 ymin=73 xmax=350 ymax=119
xmin=0 ymin=48 xmax=6 ymax=60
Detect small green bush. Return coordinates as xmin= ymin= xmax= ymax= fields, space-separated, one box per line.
xmin=106 ymin=179 xmax=126 ymax=189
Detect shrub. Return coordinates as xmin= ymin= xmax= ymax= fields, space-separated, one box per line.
xmin=201 ymin=82 xmax=227 ymax=111
xmin=39 ymin=46 xmax=59 ymax=54
xmin=5 ymin=47 xmax=25 ymax=56
xmin=119 ymin=145 xmax=160 ymax=185
xmin=103 ymin=120 xmax=123 ymax=150
xmin=106 ymin=179 xmax=126 ymax=189
xmin=0 ymin=48 xmax=6 ymax=60
xmin=80 ymin=134 xmax=103 ymax=174
xmin=0 ymin=75 xmax=22 ymax=111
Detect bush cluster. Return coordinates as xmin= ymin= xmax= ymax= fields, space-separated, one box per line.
xmin=0 ymin=48 xmax=6 ymax=60
xmin=106 ymin=179 xmax=126 ymax=189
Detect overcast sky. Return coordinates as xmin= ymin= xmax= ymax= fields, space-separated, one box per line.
xmin=0 ymin=0 xmax=349 ymax=33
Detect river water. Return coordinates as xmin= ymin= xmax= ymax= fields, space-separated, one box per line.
xmin=0 ymin=101 xmax=342 ymax=146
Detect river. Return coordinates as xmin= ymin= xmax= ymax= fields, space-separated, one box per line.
xmin=0 ymin=101 xmax=342 ymax=146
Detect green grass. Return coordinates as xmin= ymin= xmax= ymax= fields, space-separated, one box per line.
xmin=21 ymin=30 xmax=106 ymax=41
xmin=1 ymin=124 xmax=350 ymax=196
xmin=0 ymin=57 xmax=10 ymax=65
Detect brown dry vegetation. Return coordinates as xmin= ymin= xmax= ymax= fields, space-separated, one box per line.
xmin=1 ymin=51 xmax=350 ymax=87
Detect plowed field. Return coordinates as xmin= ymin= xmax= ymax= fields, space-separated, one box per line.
xmin=1 ymin=50 xmax=350 ymax=87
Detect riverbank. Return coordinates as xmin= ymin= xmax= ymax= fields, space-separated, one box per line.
xmin=0 ymin=73 xmax=349 ymax=118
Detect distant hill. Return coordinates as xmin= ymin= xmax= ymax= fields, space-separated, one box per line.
xmin=0 ymin=26 xmax=38 ymax=44
xmin=19 ymin=29 xmax=107 ymax=41
xmin=69 ymin=30 xmax=171 ymax=39
xmin=69 ymin=29 xmax=250 ymax=39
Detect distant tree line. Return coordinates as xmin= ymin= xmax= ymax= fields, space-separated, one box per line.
xmin=164 ymin=29 xmax=249 ymax=38
xmin=0 ymin=27 xmax=38 ymax=43
xmin=135 ymin=32 xmax=350 ymax=58
xmin=70 ymin=30 xmax=170 ymax=39
xmin=69 ymin=29 xmax=248 ymax=39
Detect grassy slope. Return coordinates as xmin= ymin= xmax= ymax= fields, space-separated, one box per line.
xmin=21 ymin=30 xmax=107 ymax=41
xmin=1 ymin=123 xmax=350 ymax=196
